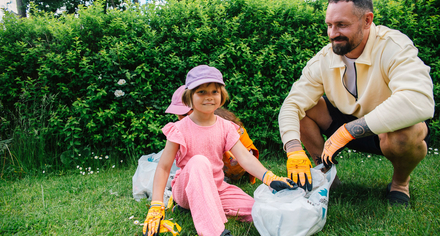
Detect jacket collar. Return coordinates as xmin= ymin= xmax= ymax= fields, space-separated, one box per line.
xmin=329 ymin=23 xmax=376 ymax=69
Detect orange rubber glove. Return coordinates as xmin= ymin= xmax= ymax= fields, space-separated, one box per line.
xmin=262 ymin=171 xmax=298 ymax=192
xmin=321 ymin=124 xmax=355 ymax=167
xmin=143 ymin=201 xmax=165 ymax=236
xmin=287 ymin=150 xmax=313 ymax=191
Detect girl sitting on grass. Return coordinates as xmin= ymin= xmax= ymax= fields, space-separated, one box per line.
xmin=143 ymin=65 xmax=296 ymax=236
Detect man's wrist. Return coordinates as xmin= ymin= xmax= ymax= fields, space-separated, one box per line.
xmin=285 ymin=139 xmax=303 ymax=153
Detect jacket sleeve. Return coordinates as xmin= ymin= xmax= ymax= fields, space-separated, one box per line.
xmin=278 ymin=57 xmax=325 ymax=148
xmin=364 ymin=39 xmax=434 ymax=134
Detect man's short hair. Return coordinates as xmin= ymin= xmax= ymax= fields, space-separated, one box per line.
xmin=328 ymin=0 xmax=373 ymax=17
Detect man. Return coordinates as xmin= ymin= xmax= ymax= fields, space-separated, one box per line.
xmin=278 ymin=0 xmax=434 ymax=206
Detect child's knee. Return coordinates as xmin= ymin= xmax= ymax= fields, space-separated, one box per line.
xmin=187 ymin=155 xmax=212 ymax=169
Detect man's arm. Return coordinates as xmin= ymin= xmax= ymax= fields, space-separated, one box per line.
xmin=345 ymin=117 xmax=374 ymax=139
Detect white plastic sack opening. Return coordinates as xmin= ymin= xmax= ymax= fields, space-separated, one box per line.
xmin=252 ymin=164 xmax=337 ymax=236
xmin=132 ymin=150 xmax=179 ymax=203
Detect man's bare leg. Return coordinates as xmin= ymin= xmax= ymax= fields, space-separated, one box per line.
xmin=299 ymin=98 xmax=342 ymax=188
xmin=300 ymin=97 xmax=332 ymax=165
xmin=379 ymin=122 xmax=428 ymax=197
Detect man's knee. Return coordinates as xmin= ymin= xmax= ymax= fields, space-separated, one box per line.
xmin=380 ymin=122 xmax=428 ymax=157
xmin=300 ymin=97 xmax=332 ymax=131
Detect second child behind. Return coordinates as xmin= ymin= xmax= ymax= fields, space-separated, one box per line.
xmin=143 ymin=65 xmax=296 ymax=236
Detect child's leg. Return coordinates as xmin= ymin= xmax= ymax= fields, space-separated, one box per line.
xmin=172 ymin=155 xmax=227 ymax=236
xmin=219 ymin=183 xmax=254 ymax=222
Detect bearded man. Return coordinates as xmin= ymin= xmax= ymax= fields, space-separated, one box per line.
xmin=278 ymin=0 xmax=434 ymax=207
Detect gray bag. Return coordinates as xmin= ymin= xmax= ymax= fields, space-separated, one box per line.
xmin=252 ymin=164 xmax=337 ymax=236
xmin=132 ymin=150 xmax=179 ymax=203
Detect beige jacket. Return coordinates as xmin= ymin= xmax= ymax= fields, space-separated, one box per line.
xmin=279 ymin=23 xmax=434 ymax=146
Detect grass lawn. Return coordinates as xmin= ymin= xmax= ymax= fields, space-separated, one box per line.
xmin=1 ymin=148 xmax=439 ymax=235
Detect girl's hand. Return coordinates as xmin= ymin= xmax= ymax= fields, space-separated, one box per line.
xmin=262 ymin=171 xmax=298 ymax=191
xmin=142 ymin=201 xmax=165 ymax=236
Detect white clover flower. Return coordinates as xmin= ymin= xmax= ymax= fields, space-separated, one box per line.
xmin=435 ymin=148 xmax=438 ymax=151
xmin=348 ymin=150 xmax=352 ymax=153
xmin=379 ymin=159 xmax=382 ymax=161
xmin=94 ymin=156 xmax=98 ymax=159
xmin=114 ymin=90 xmax=125 ymax=97
xmin=90 ymin=171 xmax=94 ymax=174
xmin=99 ymin=157 xmax=102 ymax=160
xmin=112 ymin=165 xmax=115 ymax=168
xmin=340 ymin=156 xmax=343 ymax=158
xmin=429 ymin=147 xmax=433 ymax=150
xmin=105 ymin=155 xmax=109 ymax=159
xmin=97 ymin=171 xmax=99 ymax=173
xmin=117 ymin=79 xmax=126 ymax=85
xmin=88 ymin=167 xmax=91 ymax=171
xmin=367 ymin=155 xmax=371 ymax=158
xmin=77 ymin=165 xmax=80 ymax=169
xmin=79 ymin=167 xmax=82 ymax=170
xmin=43 ymin=171 xmax=45 ymax=173
xmin=120 ymin=160 xmax=123 ymax=163
xmin=435 ymin=152 xmax=439 ymax=155
xmin=82 ymin=172 xmax=85 ymax=175
xmin=78 ymin=154 xmax=81 ymax=156
xmin=134 ymin=220 xmax=139 ymax=225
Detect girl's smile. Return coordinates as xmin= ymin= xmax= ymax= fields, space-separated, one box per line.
xmin=192 ymin=83 xmax=221 ymax=114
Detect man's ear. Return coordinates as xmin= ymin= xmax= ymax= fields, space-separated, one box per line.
xmin=364 ymin=12 xmax=374 ymax=29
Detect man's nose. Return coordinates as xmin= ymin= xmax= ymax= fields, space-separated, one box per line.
xmin=328 ymin=26 xmax=340 ymax=39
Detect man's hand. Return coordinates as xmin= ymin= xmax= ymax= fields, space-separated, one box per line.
xmin=262 ymin=171 xmax=298 ymax=192
xmin=143 ymin=201 xmax=165 ymax=236
xmin=321 ymin=124 xmax=354 ymax=167
xmin=286 ymin=150 xmax=313 ymax=191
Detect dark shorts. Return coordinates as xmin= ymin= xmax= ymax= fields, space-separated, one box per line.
xmin=322 ymin=96 xmax=431 ymax=156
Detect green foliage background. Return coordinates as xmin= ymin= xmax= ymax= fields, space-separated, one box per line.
xmin=1 ymin=0 xmax=439 ymax=172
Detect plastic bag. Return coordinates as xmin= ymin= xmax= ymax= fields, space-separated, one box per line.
xmin=252 ymin=164 xmax=337 ymax=236
xmin=132 ymin=150 xmax=179 ymax=203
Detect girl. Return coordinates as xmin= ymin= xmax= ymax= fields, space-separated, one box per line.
xmin=143 ymin=65 xmax=296 ymax=236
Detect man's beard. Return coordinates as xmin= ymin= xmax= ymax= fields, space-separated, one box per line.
xmin=331 ymin=29 xmax=363 ymax=55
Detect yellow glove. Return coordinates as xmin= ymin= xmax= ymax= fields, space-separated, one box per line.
xmin=159 ymin=220 xmax=182 ymax=236
xmin=143 ymin=201 xmax=165 ymax=236
xmin=287 ymin=150 xmax=313 ymax=191
xmin=262 ymin=171 xmax=297 ymax=192
xmin=322 ymin=124 xmax=354 ymax=167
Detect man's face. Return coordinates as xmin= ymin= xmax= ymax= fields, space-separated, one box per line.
xmin=325 ymin=2 xmax=364 ymax=56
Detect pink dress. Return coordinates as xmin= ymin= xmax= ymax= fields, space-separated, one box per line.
xmin=162 ymin=115 xmax=254 ymax=236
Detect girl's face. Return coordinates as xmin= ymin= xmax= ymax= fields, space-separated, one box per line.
xmin=192 ymin=83 xmax=221 ymax=114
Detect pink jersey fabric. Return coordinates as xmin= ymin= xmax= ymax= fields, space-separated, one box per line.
xmin=162 ymin=115 xmax=255 ymax=236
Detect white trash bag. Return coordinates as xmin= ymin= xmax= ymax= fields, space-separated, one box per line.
xmin=252 ymin=164 xmax=337 ymax=236
xmin=132 ymin=150 xmax=179 ymax=203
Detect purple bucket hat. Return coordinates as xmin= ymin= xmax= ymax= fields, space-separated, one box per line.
xmin=185 ymin=65 xmax=225 ymax=89
xmin=165 ymin=85 xmax=192 ymax=115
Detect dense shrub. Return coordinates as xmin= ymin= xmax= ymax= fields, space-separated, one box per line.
xmin=0 ymin=0 xmax=439 ymax=171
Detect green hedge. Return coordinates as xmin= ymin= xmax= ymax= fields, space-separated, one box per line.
xmin=1 ymin=0 xmax=439 ymax=170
